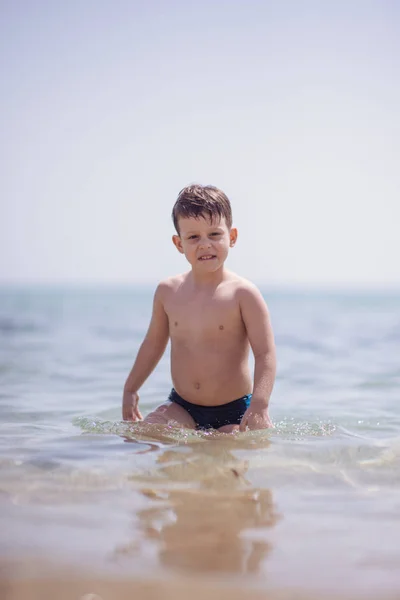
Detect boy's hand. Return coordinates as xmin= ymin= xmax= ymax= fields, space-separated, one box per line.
xmin=239 ymin=400 xmax=273 ymax=431
xmin=122 ymin=390 xmax=143 ymax=422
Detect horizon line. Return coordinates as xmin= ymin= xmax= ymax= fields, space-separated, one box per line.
xmin=1 ymin=280 xmax=400 ymax=293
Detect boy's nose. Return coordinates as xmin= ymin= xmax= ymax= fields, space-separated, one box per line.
xmin=199 ymin=238 xmax=211 ymax=249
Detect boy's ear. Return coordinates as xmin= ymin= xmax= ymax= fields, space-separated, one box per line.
xmin=172 ymin=234 xmax=184 ymax=254
xmin=229 ymin=227 xmax=238 ymax=247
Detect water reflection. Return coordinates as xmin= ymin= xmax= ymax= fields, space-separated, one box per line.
xmin=117 ymin=436 xmax=279 ymax=575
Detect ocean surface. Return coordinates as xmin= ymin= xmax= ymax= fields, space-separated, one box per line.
xmin=1 ymin=286 xmax=399 ymax=599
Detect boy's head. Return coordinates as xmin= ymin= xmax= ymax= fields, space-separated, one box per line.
xmin=172 ymin=184 xmax=237 ymax=270
xmin=172 ymin=184 xmax=232 ymax=235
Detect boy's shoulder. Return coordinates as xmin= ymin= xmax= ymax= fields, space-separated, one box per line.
xmin=224 ymin=271 xmax=262 ymax=295
xmin=224 ymin=272 xmax=269 ymax=309
xmin=154 ymin=273 xmax=188 ymax=299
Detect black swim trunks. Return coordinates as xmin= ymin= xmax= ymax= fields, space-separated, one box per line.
xmin=168 ymin=388 xmax=252 ymax=430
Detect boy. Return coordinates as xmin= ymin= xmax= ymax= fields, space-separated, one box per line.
xmin=122 ymin=185 xmax=276 ymax=433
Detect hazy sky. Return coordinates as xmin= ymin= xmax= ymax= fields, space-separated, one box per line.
xmin=1 ymin=0 xmax=399 ymax=286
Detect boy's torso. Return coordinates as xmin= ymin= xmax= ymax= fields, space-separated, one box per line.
xmin=162 ymin=271 xmax=252 ymax=406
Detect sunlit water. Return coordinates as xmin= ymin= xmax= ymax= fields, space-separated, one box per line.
xmin=1 ymin=286 xmax=399 ymax=598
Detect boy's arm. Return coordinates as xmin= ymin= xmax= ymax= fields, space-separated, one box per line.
xmin=238 ymin=284 xmax=276 ymax=430
xmin=122 ymin=282 xmax=170 ymax=421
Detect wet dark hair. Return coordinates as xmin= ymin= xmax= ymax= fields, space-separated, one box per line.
xmin=172 ymin=184 xmax=233 ymax=234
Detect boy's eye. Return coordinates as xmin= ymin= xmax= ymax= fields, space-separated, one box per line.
xmin=188 ymin=235 xmax=198 ymax=240
xmin=211 ymin=232 xmax=221 ymax=236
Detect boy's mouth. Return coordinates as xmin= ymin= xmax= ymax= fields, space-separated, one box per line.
xmin=198 ymin=254 xmax=216 ymax=261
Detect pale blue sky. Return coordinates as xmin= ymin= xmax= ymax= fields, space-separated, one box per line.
xmin=1 ymin=0 xmax=399 ymax=286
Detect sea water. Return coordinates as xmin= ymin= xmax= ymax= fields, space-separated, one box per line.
xmin=0 ymin=286 xmax=399 ymax=599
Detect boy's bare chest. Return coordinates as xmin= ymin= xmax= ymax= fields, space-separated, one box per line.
xmin=165 ymin=292 xmax=242 ymax=340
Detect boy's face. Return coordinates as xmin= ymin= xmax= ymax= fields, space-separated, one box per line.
xmin=172 ymin=215 xmax=237 ymax=271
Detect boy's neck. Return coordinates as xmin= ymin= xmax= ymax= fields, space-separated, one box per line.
xmin=189 ymin=265 xmax=227 ymax=289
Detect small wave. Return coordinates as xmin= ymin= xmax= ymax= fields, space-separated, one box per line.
xmin=271 ymin=418 xmax=337 ymax=439
xmin=73 ymin=416 xmax=208 ymax=444
xmin=73 ymin=416 xmax=336 ymax=445
xmin=0 ymin=316 xmax=45 ymax=335
xmin=275 ymin=334 xmax=333 ymax=356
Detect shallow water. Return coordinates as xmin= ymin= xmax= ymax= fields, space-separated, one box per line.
xmin=1 ymin=286 xmax=400 ymax=598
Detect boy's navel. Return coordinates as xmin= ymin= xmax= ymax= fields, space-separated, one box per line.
xmin=174 ymin=321 xmax=178 ymax=326
xmin=194 ymin=382 xmax=200 ymax=390
xmin=219 ymin=325 xmax=224 ymax=330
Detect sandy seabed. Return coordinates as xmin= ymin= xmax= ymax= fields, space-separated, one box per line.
xmin=2 ymin=559 xmax=399 ymax=600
